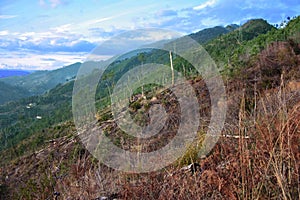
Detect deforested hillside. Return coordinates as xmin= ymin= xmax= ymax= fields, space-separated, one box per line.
xmin=0 ymin=16 xmax=300 ymax=199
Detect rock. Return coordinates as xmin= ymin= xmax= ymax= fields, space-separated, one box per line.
xmin=150 ymin=96 xmax=159 ymax=104
xmin=181 ymin=163 xmax=201 ymax=174
xmin=94 ymin=193 xmax=119 ymax=200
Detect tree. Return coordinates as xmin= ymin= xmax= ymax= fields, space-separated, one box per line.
xmin=169 ymin=51 xmax=174 ymax=86
xmin=137 ymin=53 xmax=146 ymax=99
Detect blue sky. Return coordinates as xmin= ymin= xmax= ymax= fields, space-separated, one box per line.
xmin=0 ymin=0 xmax=299 ymax=70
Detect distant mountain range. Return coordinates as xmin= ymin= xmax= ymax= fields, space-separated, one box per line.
xmin=0 ymin=61 xmax=109 ymax=105
xmin=0 ymin=69 xmax=31 ymax=78
xmin=0 ymin=62 xmax=81 ymax=96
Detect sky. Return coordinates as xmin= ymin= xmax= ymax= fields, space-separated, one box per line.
xmin=0 ymin=0 xmax=299 ymax=70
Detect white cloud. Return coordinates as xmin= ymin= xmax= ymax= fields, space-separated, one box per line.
xmin=51 ymin=23 xmax=72 ymax=33
xmin=0 ymin=31 xmax=9 ymax=36
xmin=76 ymin=11 xmax=132 ymax=32
xmin=86 ymin=54 xmax=113 ymax=61
xmin=83 ymin=17 xmax=115 ymax=26
xmin=39 ymin=0 xmax=66 ymax=8
xmin=193 ymin=0 xmax=218 ymax=10
xmin=0 ymin=15 xmax=18 ymax=19
xmin=201 ymin=17 xmax=222 ymax=27
xmin=129 ymin=30 xmax=181 ymax=42
xmin=49 ymin=0 xmax=63 ymax=8
xmin=0 ymin=50 xmax=86 ymax=70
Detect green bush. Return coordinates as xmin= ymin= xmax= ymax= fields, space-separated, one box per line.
xmin=175 ymin=132 xmax=205 ymax=167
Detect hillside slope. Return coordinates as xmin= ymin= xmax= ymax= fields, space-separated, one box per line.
xmin=188 ymin=25 xmax=237 ymax=44
xmin=1 ymin=62 xmax=81 ymax=96
xmin=0 ymin=81 xmax=30 ymax=104
xmin=204 ymin=19 xmax=275 ymax=74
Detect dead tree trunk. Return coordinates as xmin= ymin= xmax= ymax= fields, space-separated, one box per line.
xmin=169 ymin=51 xmax=174 ymax=86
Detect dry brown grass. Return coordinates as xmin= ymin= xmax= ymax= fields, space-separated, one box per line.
xmin=118 ymin=73 xmax=300 ymax=200
xmin=1 ymin=75 xmax=299 ymax=199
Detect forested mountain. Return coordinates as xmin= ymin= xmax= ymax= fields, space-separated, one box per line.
xmin=1 ymin=62 xmax=81 ymax=96
xmin=188 ymin=25 xmax=238 ymax=44
xmin=204 ymin=19 xmax=276 ymax=74
xmin=0 ymin=61 xmax=107 ymax=105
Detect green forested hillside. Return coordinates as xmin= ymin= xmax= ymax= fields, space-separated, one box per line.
xmin=0 ymin=81 xmax=74 ymax=158
xmin=0 ymin=81 xmax=30 ymax=104
xmin=188 ymin=25 xmax=236 ymax=44
xmin=0 ymin=62 xmax=81 ymax=98
xmin=204 ymin=19 xmax=275 ymax=73
xmin=203 ymin=17 xmax=300 ymax=77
